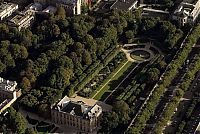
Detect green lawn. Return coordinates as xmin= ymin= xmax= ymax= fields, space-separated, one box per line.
xmin=91 ymin=60 xmax=136 ymax=101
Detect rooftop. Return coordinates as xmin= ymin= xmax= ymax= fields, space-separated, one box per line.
xmin=183 ymin=0 xmax=198 ymax=4
xmin=27 ymin=3 xmax=43 ymax=11
xmin=174 ymin=0 xmax=200 ymax=16
xmin=61 ymin=101 xmax=90 ymax=116
xmin=0 ymin=2 xmax=18 ymax=13
xmin=9 ymin=10 xmax=34 ymax=25
xmin=43 ymin=6 xmax=57 ymax=13
xmin=0 ymin=77 xmax=17 ymax=92
xmin=53 ymin=96 xmax=103 ymax=119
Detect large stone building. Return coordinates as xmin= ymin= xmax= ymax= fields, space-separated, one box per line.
xmin=8 ymin=9 xmax=35 ymax=31
xmin=0 ymin=77 xmax=21 ymax=114
xmin=51 ymin=96 xmax=102 ymax=132
xmin=172 ymin=0 xmax=200 ymax=26
xmin=34 ymin=0 xmax=81 ymax=15
xmin=56 ymin=0 xmax=81 ymax=15
xmin=0 ymin=2 xmax=18 ymax=21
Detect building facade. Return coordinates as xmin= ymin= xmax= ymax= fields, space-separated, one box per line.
xmin=0 ymin=77 xmax=21 ymax=114
xmin=173 ymin=0 xmax=200 ymax=26
xmin=34 ymin=0 xmax=81 ymax=15
xmin=56 ymin=0 xmax=81 ymax=15
xmin=0 ymin=2 xmax=18 ymax=21
xmin=51 ymin=96 xmax=102 ymax=132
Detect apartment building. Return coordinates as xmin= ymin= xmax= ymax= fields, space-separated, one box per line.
xmin=173 ymin=0 xmax=200 ymax=26
xmin=0 ymin=77 xmax=21 ymax=114
xmin=8 ymin=9 xmax=35 ymax=31
xmin=51 ymin=96 xmax=102 ymax=132
xmin=0 ymin=2 xmax=18 ymax=21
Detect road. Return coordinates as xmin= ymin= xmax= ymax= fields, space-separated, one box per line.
xmin=103 ymin=63 xmax=139 ymax=102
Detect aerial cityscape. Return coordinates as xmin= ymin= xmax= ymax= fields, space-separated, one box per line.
xmin=0 ymin=0 xmax=200 ymax=133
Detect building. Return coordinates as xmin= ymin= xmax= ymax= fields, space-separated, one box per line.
xmin=34 ymin=0 xmax=81 ymax=15
xmin=8 ymin=9 xmax=35 ymax=31
xmin=0 ymin=77 xmax=21 ymax=114
xmin=51 ymin=96 xmax=102 ymax=132
xmin=56 ymin=0 xmax=82 ymax=15
xmin=0 ymin=2 xmax=18 ymax=21
xmin=110 ymin=0 xmax=138 ymax=11
xmin=26 ymin=3 xmax=43 ymax=11
xmin=172 ymin=0 xmax=200 ymax=26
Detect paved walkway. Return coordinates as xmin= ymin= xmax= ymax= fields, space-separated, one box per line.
xmin=103 ymin=63 xmax=139 ymax=102
xmin=122 ymin=46 xmax=154 ymax=63
xmin=91 ymin=60 xmax=129 ymax=99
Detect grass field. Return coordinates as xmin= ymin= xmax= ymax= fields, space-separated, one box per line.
xmin=91 ymin=60 xmax=136 ymax=101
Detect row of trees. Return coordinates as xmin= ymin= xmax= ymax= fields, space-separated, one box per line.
xmin=176 ymin=99 xmax=200 ymax=134
xmin=78 ymin=52 xmax=125 ymax=97
xmin=127 ymin=23 xmax=200 ymax=134
xmin=99 ymin=55 xmax=166 ymax=133
xmin=153 ymin=53 xmax=200 ymax=133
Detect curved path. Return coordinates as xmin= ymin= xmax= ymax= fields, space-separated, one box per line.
xmin=123 ymin=42 xmax=164 ymax=55
xmin=122 ymin=48 xmax=154 ymax=63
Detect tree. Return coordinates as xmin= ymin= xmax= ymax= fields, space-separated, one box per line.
xmin=52 ymin=24 xmax=60 ymax=37
xmin=0 ymin=61 xmax=5 ymax=73
xmin=113 ymin=100 xmax=130 ymax=124
xmin=25 ymin=128 xmax=37 ymax=134
xmin=56 ymin=7 xmax=66 ymax=19
xmin=20 ymin=94 xmax=38 ymax=108
xmin=147 ymin=68 xmax=160 ymax=82
xmin=48 ymin=67 xmax=73 ymax=90
xmin=56 ymin=56 xmax=74 ymax=70
xmin=125 ymin=30 xmax=134 ymax=43
xmin=7 ymin=107 xmax=27 ymax=134
xmin=99 ymin=111 xmax=119 ymax=133
xmin=157 ymin=60 xmax=167 ymax=70
xmin=81 ymin=5 xmax=89 ymax=14
xmin=125 ymin=30 xmax=134 ymax=39
xmin=15 ymin=112 xmax=27 ymax=134
xmin=20 ymin=77 xmax=31 ymax=91
xmin=2 ymin=54 xmax=15 ymax=68
xmin=163 ymin=0 xmax=173 ymax=8
xmin=82 ymin=50 xmax=92 ymax=65
xmin=37 ymin=103 xmax=50 ymax=118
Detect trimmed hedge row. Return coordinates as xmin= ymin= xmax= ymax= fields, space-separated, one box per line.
xmin=127 ymin=23 xmax=200 ymax=134
xmin=74 ymin=46 xmax=121 ymax=92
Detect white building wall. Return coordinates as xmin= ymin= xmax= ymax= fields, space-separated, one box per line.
xmin=0 ymin=3 xmax=18 ymax=20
